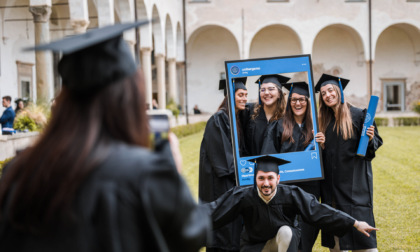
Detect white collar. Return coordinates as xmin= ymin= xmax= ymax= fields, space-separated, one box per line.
xmin=257 ymin=187 xmax=277 ymax=204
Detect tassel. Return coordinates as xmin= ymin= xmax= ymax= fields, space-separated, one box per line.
xmin=338 ymin=78 xmax=345 ymax=104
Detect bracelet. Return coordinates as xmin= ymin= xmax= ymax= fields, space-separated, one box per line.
xmin=355 ymin=221 xmax=360 ymax=229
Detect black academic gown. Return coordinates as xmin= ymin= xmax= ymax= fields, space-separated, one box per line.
xmin=261 ymin=119 xmax=310 ymax=154
xmin=245 ymin=104 xmax=271 ymax=156
xmin=261 ymin=120 xmax=321 ymax=252
xmin=320 ymin=106 xmax=383 ymax=250
xmin=0 ymin=141 xmax=210 ymax=252
xmin=205 ymin=184 xmax=356 ymax=252
xmin=199 ymin=110 xmax=243 ymax=251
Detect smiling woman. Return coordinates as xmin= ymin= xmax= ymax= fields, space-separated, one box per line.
xmin=244 ymin=74 xmax=290 ymax=156
xmin=198 ymin=77 xmax=248 ymax=252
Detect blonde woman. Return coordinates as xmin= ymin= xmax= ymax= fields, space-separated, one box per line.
xmin=316 ymin=74 xmax=383 ymax=252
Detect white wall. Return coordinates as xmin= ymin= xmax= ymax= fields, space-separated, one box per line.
xmin=187 ymin=26 xmax=240 ymax=113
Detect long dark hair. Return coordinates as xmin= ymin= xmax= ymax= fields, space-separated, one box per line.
xmin=217 ymin=96 xmax=243 ymax=146
xmin=0 ymin=70 xmax=149 ymax=231
xmin=282 ymin=96 xmax=313 ymax=147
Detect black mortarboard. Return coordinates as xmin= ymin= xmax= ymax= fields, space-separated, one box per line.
xmin=219 ymin=79 xmax=227 ymax=96
xmin=255 ymin=74 xmax=291 ymax=88
xmin=248 ymin=155 xmax=290 ymax=174
xmin=314 ymin=74 xmax=350 ymax=103
xmin=233 ymin=77 xmax=247 ymax=91
xmin=24 ymin=20 xmax=150 ymax=93
xmin=283 ymin=82 xmax=309 ymax=97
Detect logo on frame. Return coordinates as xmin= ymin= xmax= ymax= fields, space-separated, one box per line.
xmin=230 ymin=66 xmax=240 ymax=75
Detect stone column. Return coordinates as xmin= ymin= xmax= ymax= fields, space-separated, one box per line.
xmin=167 ymin=58 xmax=177 ymax=103
xmin=177 ymin=62 xmax=186 ymax=113
xmin=97 ymin=0 xmax=114 ymax=27
xmin=71 ymin=20 xmax=89 ymax=34
xmin=155 ymin=54 xmax=166 ymax=109
xmin=29 ymin=5 xmax=53 ymax=104
xmin=141 ymin=48 xmax=153 ymax=109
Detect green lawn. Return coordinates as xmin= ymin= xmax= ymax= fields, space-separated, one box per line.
xmin=180 ymin=126 xmax=420 ymax=251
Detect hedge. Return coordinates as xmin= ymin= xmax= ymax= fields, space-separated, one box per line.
xmin=374 ymin=117 xmax=389 ymax=127
xmin=393 ymin=117 xmax=420 ymax=126
xmin=171 ymin=121 xmax=207 ymax=138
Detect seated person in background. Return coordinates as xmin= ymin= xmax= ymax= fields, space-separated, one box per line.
xmin=203 ymin=155 xmax=378 ymax=252
xmin=14 ymin=99 xmax=25 ymax=115
xmin=193 ymin=104 xmax=202 ymax=114
xmin=1 ymin=96 xmax=16 ymax=135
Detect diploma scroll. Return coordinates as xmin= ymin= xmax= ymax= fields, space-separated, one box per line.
xmin=357 ymin=95 xmax=379 ymax=157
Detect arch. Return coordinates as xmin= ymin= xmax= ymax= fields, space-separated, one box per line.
xmin=374 ymin=23 xmax=420 ymax=112
xmin=165 ymin=14 xmax=176 ymax=59
xmin=115 ymin=0 xmax=134 ymax=23
xmin=249 ymin=24 xmax=302 ymax=59
xmin=176 ymin=22 xmax=184 ymax=62
xmin=151 ymin=4 xmax=164 ymax=55
xmin=136 ymin=0 xmax=152 ymax=48
xmin=374 ymin=22 xmax=420 ymax=61
xmin=187 ymin=25 xmax=240 ymax=113
xmin=312 ymin=24 xmax=367 ymax=102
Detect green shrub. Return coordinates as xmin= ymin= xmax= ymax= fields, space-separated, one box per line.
xmin=0 ymin=158 xmax=12 ymax=177
xmin=14 ymin=115 xmax=39 ymax=131
xmin=13 ymin=103 xmax=49 ymax=131
xmin=374 ymin=117 xmax=389 ymax=127
xmin=414 ymin=101 xmax=420 ymax=114
xmin=166 ymin=99 xmax=180 ymax=119
xmin=171 ymin=121 xmax=207 ymax=138
xmin=393 ymin=117 xmax=420 ymax=126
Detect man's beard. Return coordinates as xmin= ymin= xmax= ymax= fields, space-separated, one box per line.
xmin=260 ymin=185 xmax=273 ymax=196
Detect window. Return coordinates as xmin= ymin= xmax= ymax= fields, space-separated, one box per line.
xmin=383 ymin=80 xmax=405 ymax=112
xmin=16 ymin=61 xmax=34 ymax=101
xmin=20 ymin=80 xmax=30 ymax=100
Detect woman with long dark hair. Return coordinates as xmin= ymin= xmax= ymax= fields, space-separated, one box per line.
xmin=199 ymin=78 xmax=247 ymax=252
xmin=316 ymin=74 xmax=382 ymax=252
xmin=0 ymin=22 xmax=209 ymax=252
xmin=245 ymin=74 xmax=290 ymax=156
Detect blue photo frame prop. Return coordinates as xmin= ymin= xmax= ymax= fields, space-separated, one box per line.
xmin=225 ymin=54 xmax=324 ymax=186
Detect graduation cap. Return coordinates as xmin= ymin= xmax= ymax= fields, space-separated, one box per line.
xmin=219 ymin=79 xmax=227 ymax=96
xmin=219 ymin=78 xmax=247 ymax=97
xmin=283 ymin=82 xmax=309 ymax=111
xmin=255 ymin=74 xmax=290 ymax=105
xmin=248 ymin=155 xmax=290 ymax=174
xmin=255 ymin=74 xmax=291 ymax=88
xmin=24 ymin=20 xmax=150 ymax=94
xmin=314 ymin=74 xmax=350 ymax=104
xmin=233 ymin=77 xmax=247 ymax=91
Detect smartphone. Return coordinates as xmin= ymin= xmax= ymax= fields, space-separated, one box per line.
xmin=147 ymin=110 xmax=171 ymax=149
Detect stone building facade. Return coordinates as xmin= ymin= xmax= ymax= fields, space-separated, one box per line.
xmin=0 ymin=0 xmax=419 ymax=116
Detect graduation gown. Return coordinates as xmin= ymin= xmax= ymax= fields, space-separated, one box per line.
xmin=245 ymin=104 xmax=271 ymax=156
xmin=261 ymin=119 xmax=310 ymax=154
xmin=0 ymin=141 xmax=210 ymax=252
xmin=199 ymin=110 xmax=242 ymax=251
xmin=261 ymin=120 xmax=321 ymax=252
xmin=320 ymin=106 xmax=383 ymax=250
xmin=205 ymin=184 xmax=356 ymax=252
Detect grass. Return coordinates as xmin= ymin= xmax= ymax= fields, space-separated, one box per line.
xmin=180 ymin=126 xmax=420 ymax=251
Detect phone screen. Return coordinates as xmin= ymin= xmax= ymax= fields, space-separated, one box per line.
xmin=148 ymin=113 xmax=170 ymax=149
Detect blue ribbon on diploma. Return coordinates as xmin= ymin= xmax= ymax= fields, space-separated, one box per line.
xmin=357 ymin=95 xmax=379 ymax=157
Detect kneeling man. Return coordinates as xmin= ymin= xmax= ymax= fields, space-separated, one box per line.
xmin=204 ymin=156 xmax=377 ymax=252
